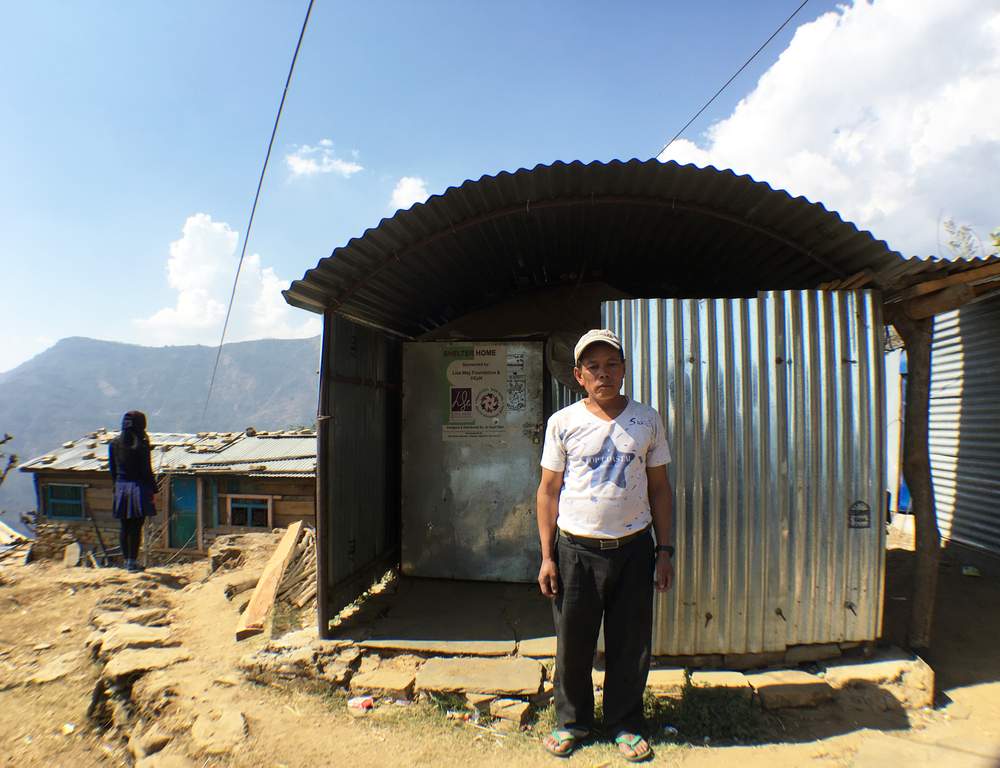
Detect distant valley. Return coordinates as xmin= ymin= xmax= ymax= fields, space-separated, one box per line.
xmin=0 ymin=336 xmax=321 ymax=517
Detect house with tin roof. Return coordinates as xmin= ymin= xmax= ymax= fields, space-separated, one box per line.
xmin=19 ymin=428 xmax=316 ymax=560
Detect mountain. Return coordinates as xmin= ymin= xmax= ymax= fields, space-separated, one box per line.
xmin=0 ymin=336 xmax=321 ymax=516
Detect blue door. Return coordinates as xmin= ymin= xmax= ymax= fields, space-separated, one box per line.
xmin=169 ymin=476 xmax=197 ymax=548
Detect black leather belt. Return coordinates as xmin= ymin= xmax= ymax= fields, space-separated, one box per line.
xmin=559 ymin=526 xmax=651 ymax=550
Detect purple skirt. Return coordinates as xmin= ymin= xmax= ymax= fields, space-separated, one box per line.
xmin=113 ymin=481 xmax=157 ymax=520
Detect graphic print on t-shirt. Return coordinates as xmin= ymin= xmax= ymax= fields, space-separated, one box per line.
xmin=580 ymin=435 xmax=635 ymax=489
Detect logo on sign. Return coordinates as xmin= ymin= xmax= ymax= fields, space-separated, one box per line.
xmin=476 ymin=388 xmax=504 ymax=417
xmin=450 ymin=387 xmax=472 ymax=413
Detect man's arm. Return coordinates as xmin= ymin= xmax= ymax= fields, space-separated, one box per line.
xmin=647 ymin=464 xmax=674 ymax=592
xmin=536 ymin=467 xmax=563 ymax=597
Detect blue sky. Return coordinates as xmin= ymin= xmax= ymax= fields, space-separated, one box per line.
xmin=2 ymin=0 xmax=998 ymax=373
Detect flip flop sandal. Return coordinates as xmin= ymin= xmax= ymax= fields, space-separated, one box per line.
xmin=543 ymin=729 xmax=581 ymax=758
xmin=614 ymin=732 xmax=653 ymax=763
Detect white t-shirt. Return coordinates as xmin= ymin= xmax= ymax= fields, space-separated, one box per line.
xmin=540 ymin=398 xmax=671 ymax=539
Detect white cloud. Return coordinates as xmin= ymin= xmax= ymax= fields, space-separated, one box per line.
xmin=285 ymin=139 xmax=363 ymax=178
xmin=658 ymin=0 xmax=1000 ymax=258
xmin=390 ymin=176 xmax=429 ymax=211
xmin=135 ymin=213 xmax=320 ymax=346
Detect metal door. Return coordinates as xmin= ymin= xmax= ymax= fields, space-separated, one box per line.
xmin=169 ymin=476 xmax=197 ymax=548
xmin=401 ymin=342 xmax=544 ymax=581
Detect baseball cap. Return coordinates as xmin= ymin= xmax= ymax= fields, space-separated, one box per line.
xmin=574 ymin=329 xmax=623 ymax=364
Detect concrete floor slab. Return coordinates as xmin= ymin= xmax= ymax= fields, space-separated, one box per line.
xmin=331 ymin=577 xmax=553 ymax=658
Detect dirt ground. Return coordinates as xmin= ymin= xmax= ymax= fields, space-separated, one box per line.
xmin=1 ymin=531 xmax=998 ymax=768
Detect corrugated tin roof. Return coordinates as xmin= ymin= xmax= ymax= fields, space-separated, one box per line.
xmin=283 ymin=159 xmax=999 ymax=336
xmin=18 ymin=430 xmax=316 ymax=477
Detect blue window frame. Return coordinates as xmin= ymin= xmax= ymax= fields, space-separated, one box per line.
xmin=230 ymin=497 xmax=270 ymax=528
xmin=45 ymin=484 xmax=86 ymax=519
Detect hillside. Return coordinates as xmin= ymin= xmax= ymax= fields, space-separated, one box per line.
xmin=0 ymin=336 xmax=320 ymax=515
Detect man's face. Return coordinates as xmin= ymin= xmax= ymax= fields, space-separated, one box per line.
xmin=573 ymin=343 xmax=625 ymax=404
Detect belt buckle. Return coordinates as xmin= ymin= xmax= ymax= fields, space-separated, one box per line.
xmin=599 ymin=538 xmax=619 ymax=550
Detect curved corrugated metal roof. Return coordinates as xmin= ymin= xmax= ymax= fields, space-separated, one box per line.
xmin=284 ymin=159 xmax=997 ymax=336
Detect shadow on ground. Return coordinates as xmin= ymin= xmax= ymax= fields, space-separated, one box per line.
xmin=882 ymin=539 xmax=1000 ymax=692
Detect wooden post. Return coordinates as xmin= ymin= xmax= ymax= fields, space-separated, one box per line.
xmin=893 ymin=315 xmax=940 ymax=649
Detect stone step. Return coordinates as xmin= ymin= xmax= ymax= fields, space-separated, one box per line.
xmin=415 ymin=657 xmax=544 ymax=696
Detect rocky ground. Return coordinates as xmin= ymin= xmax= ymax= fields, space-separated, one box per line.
xmin=0 ymin=530 xmax=997 ymax=768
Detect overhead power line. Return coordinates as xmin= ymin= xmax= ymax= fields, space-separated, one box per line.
xmin=201 ymin=0 xmax=316 ymax=421
xmin=653 ymin=0 xmax=811 ymax=159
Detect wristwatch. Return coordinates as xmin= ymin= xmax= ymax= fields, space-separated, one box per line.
xmin=656 ymin=545 xmax=675 ymax=558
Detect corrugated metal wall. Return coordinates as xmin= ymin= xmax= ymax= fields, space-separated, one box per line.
xmin=604 ymin=291 xmax=886 ymax=655
xmin=930 ymin=295 xmax=1000 ymax=556
xmin=320 ymin=315 xmax=401 ymax=626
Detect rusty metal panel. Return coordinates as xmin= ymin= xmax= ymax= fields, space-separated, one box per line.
xmin=401 ymin=342 xmax=545 ymax=581
xmin=930 ymin=295 xmax=1000 ymax=556
xmin=324 ymin=316 xmax=401 ymax=601
xmin=604 ymin=290 xmax=885 ymax=655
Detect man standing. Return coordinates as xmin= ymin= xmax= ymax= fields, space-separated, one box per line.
xmin=537 ymin=329 xmax=674 ymax=762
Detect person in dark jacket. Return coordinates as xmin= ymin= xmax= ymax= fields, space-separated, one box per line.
xmin=108 ymin=410 xmax=157 ymax=572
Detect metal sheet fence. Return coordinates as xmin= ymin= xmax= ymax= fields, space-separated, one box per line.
xmin=604 ymin=291 xmax=885 ymax=655
xmin=930 ymin=295 xmax=1000 ymax=556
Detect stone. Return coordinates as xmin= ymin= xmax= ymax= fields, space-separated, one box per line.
xmin=267 ymin=627 xmax=319 ymax=651
xmin=28 ymin=652 xmax=78 ymax=684
xmin=103 ymin=648 xmax=191 ymax=680
xmin=213 ymin=675 xmax=241 ymax=687
xmin=136 ymin=753 xmax=196 ymax=768
xmin=191 ymin=709 xmax=247 ymax=755
xmin=690 ymin=671 xmax=752 ymax=698
xmin=349 ymin=668 xmax=416 ymax=698
xmin=517 ymin=636 xmax=557 ymax=658
xmin=32 ymin=642 xmax=53 ymax=651
xmin=745 ymin=670 xmax=833 ymax=709
xmin=531 ymin=681 xmax=554 ymax=705
xmin=91 ymin=607 xmax=170 ymax=629
xmin=98 ymin=625 xmax=176 ymax=658
xmin=489 ymin=698 xmax=531 ymax=727
xmin=785 ymin=643 xmax=842 ymax=665
xmin=318 ymin=663 xmax=352 ymax=686
xmin=823 ymin=651 xmax=934 ymax=709
xmin=63 ymin=542 xmax=82 ymax=568
xmin=466 ymin=693 xmax=495 ymax=713
xmin=416 ymin=657 xmax=543 ymax=696
xmin=129 ymin=724 xmax=171 ymax=759
xmin=646 ymin=668 xmax=687 ymax=694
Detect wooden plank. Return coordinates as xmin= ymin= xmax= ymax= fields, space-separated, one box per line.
xmin=235 ymin=521 xmax=304 ymax=641
xmin=892 ymin=261 xmax=1000 ymax=302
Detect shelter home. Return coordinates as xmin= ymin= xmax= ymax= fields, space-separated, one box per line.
xmin=282 ymin=159 xmax=1000 ymax=662
xmin=20 ymin=428 xmax=316 ymax=559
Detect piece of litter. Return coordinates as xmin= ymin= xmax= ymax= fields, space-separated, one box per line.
xmin=446 ymin=710 xmax=471 ymax=721
xmin=961 ymin=565 xmax=981 ymax=577
xmin=662 ymin=725 xmax=679 ymax=736
xmin=61 ymin=723 xmax=76 ymax=735
xmin=393 ymin=699 xmax=412 ymax=706
xmin=347 ymin=695 xmax=374 ymax=714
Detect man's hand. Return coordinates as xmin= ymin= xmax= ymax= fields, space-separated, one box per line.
xmin=538 ymin=557 xmax=560 ymax=598
xmin=655 ymin=553 xmax=674 ymax=592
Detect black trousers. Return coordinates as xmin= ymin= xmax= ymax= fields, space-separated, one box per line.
xmin=552 ymin=530 xmax=655 ymax=738
xmin=119 ymin=517 xmax=144 ymax=561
